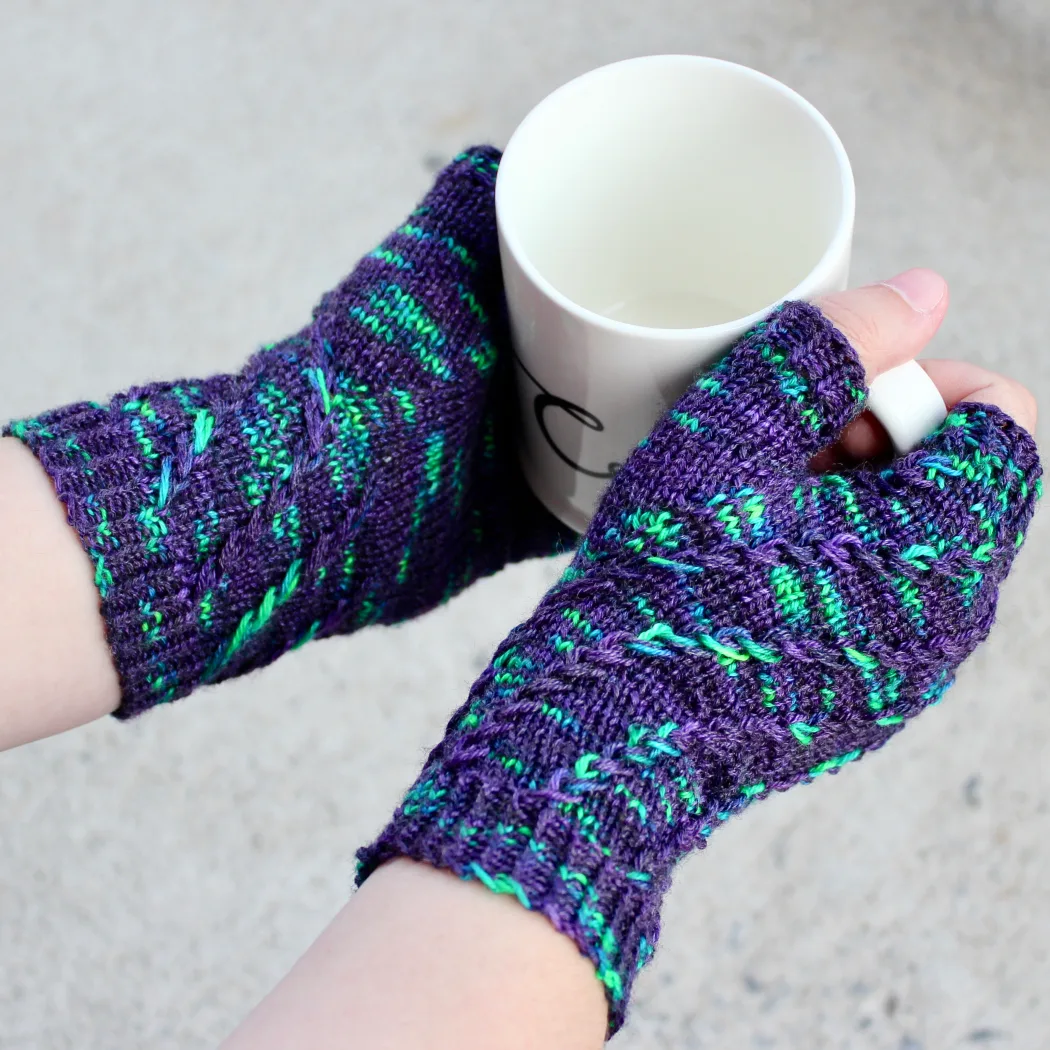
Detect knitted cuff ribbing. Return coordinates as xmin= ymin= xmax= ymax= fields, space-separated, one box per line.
xmin=7 ymin=386 xmax=261 ymax=712
xmin=356 ymin=758 xmax=665 ymax=1034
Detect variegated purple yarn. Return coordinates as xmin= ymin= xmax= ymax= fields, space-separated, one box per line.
xmin=5 ymin=148 xmax=567 ymax=717
xmin=359 ymin=302 xmax=1041 ymax=1034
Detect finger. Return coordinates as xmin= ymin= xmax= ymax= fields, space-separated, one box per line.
xmin=920 ymin=359 xmax=1037 ymax=435
xmin=809 ymin=414 xmax=884 ymax=471
xmin=814 ymin=361 xmax=1038 ymax=473
xmin=835 ymin=411 xmax=891 ymax=462
xmin=881 ymin=395 xmax=1041 ymax=565
xmin=814 ymin=269 xmax=949 ymax=381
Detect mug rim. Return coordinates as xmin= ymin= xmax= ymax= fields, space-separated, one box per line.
xmin=495 ymin=54 xmax=856 ymax=342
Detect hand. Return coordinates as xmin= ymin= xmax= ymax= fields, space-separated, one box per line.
xmin=813 ymin=268 xmax=1036 ymax=465
xmin=358 ymin=271 xmax=1041 ymax=1034
xmin=3 ymin=148 xmax=570 ymax=718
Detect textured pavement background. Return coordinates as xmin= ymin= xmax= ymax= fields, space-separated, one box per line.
xmin=1 ymin=3 xmax=1048 ymax=1048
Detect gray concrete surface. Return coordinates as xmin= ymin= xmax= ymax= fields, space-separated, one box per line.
xmin=1 ymin=2 xmax=1048 ymax=1047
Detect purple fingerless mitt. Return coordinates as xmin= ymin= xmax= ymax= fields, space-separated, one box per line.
xmin=4 ymin=148 xmax=566 ymax=717
xmin=358 ymin=302 xmax=1042 ymax=1034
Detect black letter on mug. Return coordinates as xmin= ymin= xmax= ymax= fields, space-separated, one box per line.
xmin=533 ymin=393 xmax=620 ymax=479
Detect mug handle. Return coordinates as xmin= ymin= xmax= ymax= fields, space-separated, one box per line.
xmin=866 ymin=360 xmax=947 ymax=454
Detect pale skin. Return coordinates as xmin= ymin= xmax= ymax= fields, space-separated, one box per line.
xmin=0 ymin=271 xmax=1037 ymax=1048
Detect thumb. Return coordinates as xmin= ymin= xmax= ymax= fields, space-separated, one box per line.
xmin=815 ymin=269 xmax=949 ymax=381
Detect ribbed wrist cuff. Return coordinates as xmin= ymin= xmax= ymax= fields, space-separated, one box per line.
xmin=356 ymin=769 xmax=668 ymax=1035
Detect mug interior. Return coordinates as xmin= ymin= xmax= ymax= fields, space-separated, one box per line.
xmin=497 ymin=56 xmax=851 ymax=329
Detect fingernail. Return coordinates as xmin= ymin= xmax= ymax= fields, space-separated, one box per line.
xmin=879 ymin=269 xmax=947 ymax=315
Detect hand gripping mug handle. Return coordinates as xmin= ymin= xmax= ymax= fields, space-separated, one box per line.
xmin=866 ymin=360 xmax=947 ymax=454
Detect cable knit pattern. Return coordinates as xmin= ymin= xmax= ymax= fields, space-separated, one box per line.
xmin=4 ymin=147 xmax=568 ymax=717
xmin=358 ymin=302 xmax=1042 ymax=1034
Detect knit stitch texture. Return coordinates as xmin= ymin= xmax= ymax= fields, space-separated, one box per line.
xmin=358 ymin=302 xmax=1042 ymax=1034
xmin=5 ymin=147 xmax=567 ymax=717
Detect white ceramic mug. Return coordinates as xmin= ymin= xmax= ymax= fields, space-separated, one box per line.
xmin=496 ymin=55 xmax=945 ymax=533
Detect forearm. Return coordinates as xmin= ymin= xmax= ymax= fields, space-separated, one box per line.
xmin=221 ymin=859 xmax=606 ymax=1050
xmin=0 ymin=437 xmax=119 ymax=749
xmin=0 ymin=422 xmax=606 ymax=1049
